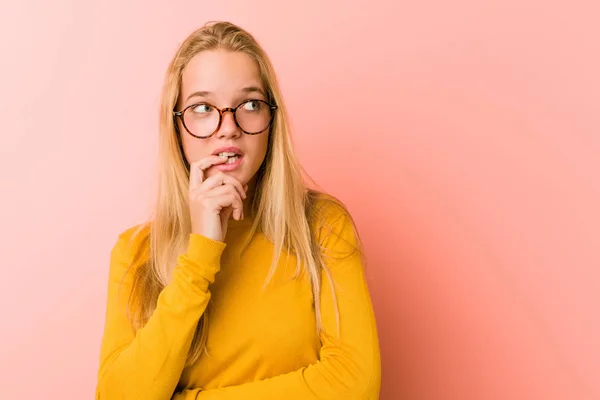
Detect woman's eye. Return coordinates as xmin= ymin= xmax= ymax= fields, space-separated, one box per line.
xmin=192 ymin=104 xmax=212 ymax=113
xmin=243 ymin=101 xmax=261 ymax=111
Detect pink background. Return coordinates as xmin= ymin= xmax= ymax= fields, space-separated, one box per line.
xmin=1 ymin=1 xmax=599 ymax=399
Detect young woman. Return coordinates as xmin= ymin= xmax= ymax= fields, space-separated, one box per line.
xmin=96 ymin=21 xmax=381 ymax=399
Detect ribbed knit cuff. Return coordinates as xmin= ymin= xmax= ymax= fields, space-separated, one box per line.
xmin=187 ymin=232 xmax=226 ymax=260
xmin=181 ymin=234 xmax=226 ymax=282
xmin=173 ymin=234 xmax=226 ymax=292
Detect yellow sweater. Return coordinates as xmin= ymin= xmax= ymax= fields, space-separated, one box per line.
xmin=96 ymin=201 xmax=381 ymax=399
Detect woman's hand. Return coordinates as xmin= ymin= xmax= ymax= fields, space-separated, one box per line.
xmin=188 ymin=155 xmax=247 ymax=242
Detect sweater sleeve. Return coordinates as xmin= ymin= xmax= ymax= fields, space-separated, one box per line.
xmin=173 ymin=210 xmax=381 ymax=400
xmin=96 ymin=230 xmax=226 ymax=400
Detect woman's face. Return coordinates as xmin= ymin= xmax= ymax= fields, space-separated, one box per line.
xmin=177 ymin=50 xmax=271 ymax=187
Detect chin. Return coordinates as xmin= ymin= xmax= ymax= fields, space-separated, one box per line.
xmin=228 ymin=169 xmax=249 ymax=185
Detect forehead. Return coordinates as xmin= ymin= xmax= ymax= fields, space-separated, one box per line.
xmin=180 ymin=50 xmax=263 ymax=100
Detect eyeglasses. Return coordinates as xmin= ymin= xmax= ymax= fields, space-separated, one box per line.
xmin=173 ymin=99 xmax=278 ymax=139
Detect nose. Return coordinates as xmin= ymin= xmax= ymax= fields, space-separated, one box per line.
xmin=215 ymin=109 xmax=241 ymax=139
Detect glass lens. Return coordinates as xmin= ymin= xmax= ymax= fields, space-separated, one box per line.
xmin=235 ymin=100 xmax=272 ymax=134
xmin=183 ymin=104 xmax=220 ymax=138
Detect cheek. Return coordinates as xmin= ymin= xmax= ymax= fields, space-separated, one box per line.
xmin=240 ymin=135 xmax=269 ymax=180
xmin=250 ymin=135 xmax=269 ymax=165
xmin=180 ymin=134 xmax=210 ymax=163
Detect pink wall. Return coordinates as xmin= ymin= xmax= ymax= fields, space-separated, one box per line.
xmin=1 ymin=1 xmax=598 ymax=398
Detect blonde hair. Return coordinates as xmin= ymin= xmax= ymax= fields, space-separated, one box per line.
xmin=124 ymin=21 xmax=361 ymax=366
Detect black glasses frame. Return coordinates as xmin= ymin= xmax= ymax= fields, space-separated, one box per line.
xmin=173 ymin=99 xmax=278 ymax=139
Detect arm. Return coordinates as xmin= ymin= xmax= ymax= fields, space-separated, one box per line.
xmin=177 ymin=211 xmax=381 ymax=400
xmin=96 ymin=229 xmax=226 ymax=400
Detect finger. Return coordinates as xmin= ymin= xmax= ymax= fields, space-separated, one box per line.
xmin=189 ymin=156 xmax=228 ymax=190
xmin=203 ymin=184 xmax=243 ymax=201
xmin=226 ymin=194 xmax=244 ymax=221
xmin=189 ymin=162 xmax=202 ymax=190
xmin=200 ymin=173 xmax=246 ymax=199
xmin=204 ymin=189 xmax=241 ymax=204
xmin=205 ymin=188 xmax=244 ymax=217
xmin=221 ymin=206 xmax=234 ymax=225
xmin=207 ymin=193 xmax=244 ymax=220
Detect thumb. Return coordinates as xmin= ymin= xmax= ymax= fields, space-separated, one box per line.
xmin=220 ymin=206 xmax=233 ymax=233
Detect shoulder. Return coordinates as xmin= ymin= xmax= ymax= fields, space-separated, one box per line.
xmin=110 ymin=222 xmax=151 ymax=274
xmin=308 ymin=190 xmax=355 ymax=226
xmin=116 ymin=222 xmax=151 ymax=247
xmin=307 ymin=190 xmax=361 ymax=253
xmin=308 ymin=190 xmax=351 ymax=224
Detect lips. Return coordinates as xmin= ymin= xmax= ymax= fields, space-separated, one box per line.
xmin=212 ymin=146 xmax=244 ymax=156
xmin=214 ymin=153 xmax=243 ymax=172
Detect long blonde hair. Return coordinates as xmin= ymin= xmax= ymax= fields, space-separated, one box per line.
xmin=124 ymin=21 xmax=361 ymax=367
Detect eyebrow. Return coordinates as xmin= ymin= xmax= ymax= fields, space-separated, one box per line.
xmin=185 ymin=86 xmax=266 ymax=102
